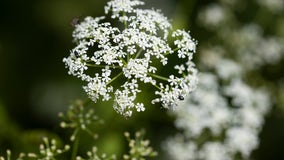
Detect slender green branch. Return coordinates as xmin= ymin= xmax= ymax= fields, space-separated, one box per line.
xmin=127 ymin=52 xmax=130 ymax=62
xmin=107 ymin=72 xmax=123 ymax=85
xmin=164 ymin=47 xmax=179 ymax=56
xmin=173 ymin=47 xmax=179 ymax=52
xmin=148 ymin=73 xmax=169 ymax=82
xmin=153 ymin=84 xmax=161 ymax=90
xmin=71 ymin=137 xmax=80 ymax=160
xmin=86 ymin=63 xmax=121 ymax=69
xmin=123 ymin=12 xmax=128 ymax=28
xmin=134 ymin=48 xmax=144 ymax=59
xmin=119 ymin=58 xmax=127 ymax=66
xmin=85 ymin=128 xmax=97 ymax=139
xmin=6 ymin=150 xmax=11 ymax=160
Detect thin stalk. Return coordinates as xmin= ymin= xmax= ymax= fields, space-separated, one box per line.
xmin=134 ymin=48 xmax=143 ymax=59
xmin=123 ymin=12 xmax=128 ymax=28
xmin=107 ymin=72 xmax=123 ymax=85
xmin=71 ymin=136 xmax=80 ymax=160
xmin=127 ymin=52 xmax=130 ymax=62
xmin=152 ymin=84 xmax=162 ymax=90
xmin=85 ymin=128 xmax=97 ymax=139
xmin=173 ymin=47 xmax=179 ymax=52
xmin=164 ymin=47 xmax=179 ymax=56
xmin=148 ymin=73 xmax=169 ymax=82
xmin=86 ymin=63 xmax=121 ymax=69
xmin=6 ymin=150 xmax=11 ymax=160
xmin=119 ymin=58 xmax=127 ymax=65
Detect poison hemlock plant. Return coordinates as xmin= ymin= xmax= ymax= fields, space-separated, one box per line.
xmin=63 ymin=0 xmax=198 ymax=117
xmin=1 ymin=0 xmax=199 ymax=159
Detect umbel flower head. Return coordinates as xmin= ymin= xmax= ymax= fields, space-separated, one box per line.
xmin=63 ymin=0 xmax=198 ymax=117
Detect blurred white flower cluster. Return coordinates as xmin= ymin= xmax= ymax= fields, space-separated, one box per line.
xmin=197 ymin=4 xmax=230 ymax=29
xmin=198 ymin=2 xmax=284 ymax=71
xmin=63 ymin=0 xmax=198 ymax=117
xmin=164 ymin=0 xmax=282 ymax=159
xmin=165 ymin=70 xmax=271 ymax=160
xmin=225 ymin=24 xmax=284 ymax=70
xmin=256 ymin=0 xmax=284 ymax=13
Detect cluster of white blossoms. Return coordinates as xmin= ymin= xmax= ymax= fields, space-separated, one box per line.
xmin=164 ymin=1 xmax=281 ymax=159
xmin=198 ymin=2 xmax=284 ymax=71
xmin=256 ymin=0 xmax=284 ymax=13
xmin=197 ymin=4 xmax=230 ymax=29
xmin=164 ymin=70 xmax=271 ymax=160
xmin=63 ymin=0 xmax=198 ymax=117
xmin=228 ymin=24 xmax=284 ymax=70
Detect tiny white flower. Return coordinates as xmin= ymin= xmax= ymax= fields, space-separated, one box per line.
xmin=174 ymin=65 xmax=185 ymax=74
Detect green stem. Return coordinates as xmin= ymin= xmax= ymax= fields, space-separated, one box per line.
xmin=123 ymin=12 xmax=128 ymax=28
xmin=134 ymin=48 xmax=143 ymax=59
xmin=107 ymin=72 xmax=123 ymax=85
xmin=71 ymin=136 xmax=80 ymax=160
xmin=148 ymin=73 xmax=169 ymax=82
xmin=164 ymin=47 xmax=179 ymax=56
xmin=85 ymin=128 xmax=96 ymax=139
xmin=86 ymin=63 xmax=121 ymax=69
xmin=6 ymin=150 xmax=11 ymax=160
xmin=173 ymin=47 xmax=179 ymax=52
xmin=119 ymin=58 xmax=127 ymax=66
xmin=153 ymin=84 xmax=162 ymax=90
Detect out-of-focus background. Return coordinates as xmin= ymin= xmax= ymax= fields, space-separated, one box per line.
xmin=0 ymin=0 xmax=283 ymax=159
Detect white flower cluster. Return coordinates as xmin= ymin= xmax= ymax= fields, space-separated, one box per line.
xmin=256 ymin=0 xmax=284 ymax=13
xmin=164 ymin=71 xmax=271 ymax=160
xmin=63 ymin=0 xmax=198 ymax=117
xmin=164 ymin=0 xmax=281 ymax=159
xmin=198 ymin=2 xmax=284 ymax=71
xmin=198 ymin=4 xmax=229 ymax=29
xmin=229 ymin=24 xmax=284 ymax=70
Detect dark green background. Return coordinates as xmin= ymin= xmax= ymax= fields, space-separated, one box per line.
xmin=0 ymin=0 xmax=284 ymax=159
